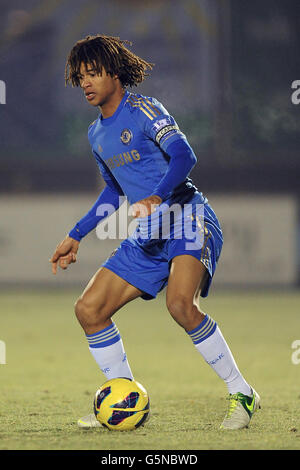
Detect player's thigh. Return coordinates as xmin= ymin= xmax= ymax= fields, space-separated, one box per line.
xmin=166 ymin=255 xmax=208 ymax=307
xmin=75 ymin=266 xmax=142 ymax=318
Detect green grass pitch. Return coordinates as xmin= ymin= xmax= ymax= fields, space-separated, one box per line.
xmin=0 ymin=288 xmax=299 ymax=450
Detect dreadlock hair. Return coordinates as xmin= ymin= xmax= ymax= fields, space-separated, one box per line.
xmin=65 ymin=34 xmax=154 ymax=88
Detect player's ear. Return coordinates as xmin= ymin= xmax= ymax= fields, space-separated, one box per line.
xmin=106 ymin=70 xmax=119 ymax=80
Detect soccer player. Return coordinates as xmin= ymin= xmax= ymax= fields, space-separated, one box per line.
xmin=50 ymin=35 xmax=260 ymax=430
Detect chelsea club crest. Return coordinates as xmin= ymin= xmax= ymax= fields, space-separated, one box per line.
xmin=120 ymin=128 xmax=133 ymax=145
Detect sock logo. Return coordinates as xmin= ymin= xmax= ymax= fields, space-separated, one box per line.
xmin=207 ymin=352 xmax=224 ymax=365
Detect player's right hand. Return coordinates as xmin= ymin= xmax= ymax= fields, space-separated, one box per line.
xmin=50 ymin=235 xmax=80 ymax=275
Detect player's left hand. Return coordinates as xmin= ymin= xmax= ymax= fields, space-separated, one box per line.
xmin=50 ymin=235 xmax=79 ymax=274
xmin=130 ymin=195 xmax=162 ymax=218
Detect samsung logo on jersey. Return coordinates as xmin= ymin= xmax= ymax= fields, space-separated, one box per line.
xmin=105 ymin=149 xmax=141 ymax=170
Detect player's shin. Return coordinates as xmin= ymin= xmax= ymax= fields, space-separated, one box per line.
xmin=187 ymin=314 xmax=252 ymax=396
xmin=86 ymin=322 xmax=133 ymax=380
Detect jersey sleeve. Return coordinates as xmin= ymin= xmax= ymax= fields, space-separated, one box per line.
xmin=68 ymin=185 xmax=122 ymax=242
xmin=137 ymin=96 xmax=189 ymax=152
xmin=131 ymin=96 xmax=197 ymax=200
xmin=68 ymin=150 xmax=124 ymax=242
xmin=93 ymin=150 xmax=125 ymax=195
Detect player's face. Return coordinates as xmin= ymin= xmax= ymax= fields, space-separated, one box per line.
xmin=78 ymin=62 xmax=118 ymax=107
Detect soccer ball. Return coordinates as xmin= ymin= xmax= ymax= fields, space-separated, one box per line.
xmin=93 ymin=378 xmax=150 ymax=431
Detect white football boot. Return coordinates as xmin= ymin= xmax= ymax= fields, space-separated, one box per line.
xmin=77 ymin=414 xmax=101 ymax=428
xmin=220 ymin=387 xmax=261 ymax=430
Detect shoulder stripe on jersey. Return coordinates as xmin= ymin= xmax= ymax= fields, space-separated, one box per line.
xmin=131 ymin=97 xmax=160 ymax=118
xmin=144 ymin=97 xmax=162 ymax=116
xmin=127 ymin=95 xmax=161 ymax=120
xmin=132 ymin=95 xmax=162 ymax=116
xmin=127 ymin=95 xmax=155 ymax=114
xmin=127 ymin=96 xmax=154 ymax=120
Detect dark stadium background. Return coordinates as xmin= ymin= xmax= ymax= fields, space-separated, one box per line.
xmin=0 ymin=0 xmax=299 ymax=288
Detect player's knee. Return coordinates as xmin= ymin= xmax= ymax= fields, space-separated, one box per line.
xmin=74 ymin=297 xmax=109 ymax=330
xmin=166 ymin=295 xmax=204 ymax=330
xmin=167 ymin=295 xmax=193 ymax=324
xmin=74 ymin=297 xmax=92 ymax=325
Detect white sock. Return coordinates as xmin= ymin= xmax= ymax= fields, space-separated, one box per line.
xmin=86 ymin=322 xmax=133 ymax=380
xmin=188 ymin=314 xmax=252 ymax=396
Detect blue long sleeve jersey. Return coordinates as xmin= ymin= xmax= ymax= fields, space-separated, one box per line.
xmin=69 ymin=91 xmax=206 ymax=242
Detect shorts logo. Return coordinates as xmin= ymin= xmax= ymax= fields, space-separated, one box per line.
xmin=120 ymin=128 xmax=133 ymax=145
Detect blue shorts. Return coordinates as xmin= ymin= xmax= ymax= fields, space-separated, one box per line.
xmin=102 ymin=193 xmax=223 ymax=300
